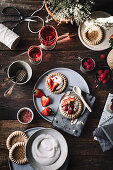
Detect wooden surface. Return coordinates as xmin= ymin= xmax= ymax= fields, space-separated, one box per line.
xmin=0 ymin=0 xmax=113 ymax=170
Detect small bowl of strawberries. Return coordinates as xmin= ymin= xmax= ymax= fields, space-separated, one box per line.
xmin=80 ymin=57 xmax=95 ymax=73
xmin=95 ymin=66 xmax=112 ymax=87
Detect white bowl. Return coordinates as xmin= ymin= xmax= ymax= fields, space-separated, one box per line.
xmin=26 ymin=128 xmax=68 ymax=170
xmin=17 ymin=107 xmax=34 ymax=124
xmin=7 ymin=60 xmax=32 ymax=85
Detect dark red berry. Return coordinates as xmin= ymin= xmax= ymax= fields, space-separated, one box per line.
xmin=87 ymin=65 xmax=90 ymax=70
xmin=70 ymin=103 xmax=74 ymax=109
xmin=102 ymin=79 xmax=107 ymax=84
xmin=98 ymin=78 xmax=102 ymax=82
xmin=64 ymin=106 xmax=68 ymax=111
xmin=104 ymin=69 xmax=109 ymax=74
xmin=100 ymin=54 xmax=106 ymax=59
xmin=84 ymin=62 xmax=88 ymax=66
xmin=100 ymin=73 xmax=106 ymax=80
xmin=68 ymin=110 xmax=73 ymax=114
xmin=98 ymin=70 xmax=103 ymax=75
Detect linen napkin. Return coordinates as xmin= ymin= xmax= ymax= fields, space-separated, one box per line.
xmin=52 ymin=90 xmax=95 ymax=137
xmin=93 ymin=93 xmax=113 ymax=152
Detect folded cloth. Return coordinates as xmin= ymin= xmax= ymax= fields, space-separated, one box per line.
xmin=93 ymin=122 xmax=113 ymax=152
xmin=93 ymin=93 xmax=113 ymax=152
xmin=52 ymin=90 xmax=95 ymax=137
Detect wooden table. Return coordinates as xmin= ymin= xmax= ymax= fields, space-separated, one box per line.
xmin=0 ymin=0 xmax=113 ymax=170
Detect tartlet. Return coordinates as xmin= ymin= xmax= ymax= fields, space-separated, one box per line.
xmin=45 ymin=72 xmax=67 ymax=94
xmin=6 ymin=131 xmax=28 ymax=150
xmin=82 ymin=25 xmax=103 ymax=46
xmin=9 ymin=142 xmax=27 ymax=164
xmin=59 ymin=95 xmax=83 ymax=119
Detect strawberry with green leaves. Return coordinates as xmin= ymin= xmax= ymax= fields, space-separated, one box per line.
xmin=33 ymin=89 xmax=44 ymax=98
xmin=41 ymin=107 xmax=52 ymax=116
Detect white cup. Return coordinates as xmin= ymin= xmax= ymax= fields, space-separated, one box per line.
xmin=7 ymin=60 xmax=32 ymax=85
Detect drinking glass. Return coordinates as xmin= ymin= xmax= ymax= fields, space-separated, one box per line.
xmin=39 ymin=25 xmax=58 ymax=50
xmin=28 ymin=46 xmax=42 ymax=65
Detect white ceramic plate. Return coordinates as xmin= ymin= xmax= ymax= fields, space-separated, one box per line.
xmin=9 ymin=127 xmax=68 ymax=170
xmin=33 ymin=67 xmax=89 ymax=122
xmin=26 ymin=128 xmax=68 ymax=170
xmin=78 ymin=11 xmax=112 ymax=51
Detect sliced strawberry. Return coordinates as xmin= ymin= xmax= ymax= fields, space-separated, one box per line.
xmin=110 ymin=35 xmax=113 ymax=39
xmin=61 ymin=98 xmax=75 ymax=107
xmin=51 ymin=82 xmax=59 ymax=92
xmin=68 ymin=98 xmax=75 ymax=102
xmin=61 ymin=100 xmax=69 ymax=107
xmin=41 ymin=96 xmax=50 ymax=107
xmin=47 ymin=78 xmax=53 ymax=90
xmin=33 ymin=88 xmax=44 ymax=98
xmin=41 ymin=107 xmax=52 ymax=116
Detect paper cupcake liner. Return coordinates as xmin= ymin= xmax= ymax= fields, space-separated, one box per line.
xmin=45 ymin=72 xmax=68 ymax=94
xmin=59 ymin=96 xmax=83 ymax=119
xmin=9 ymin=142 xmax=27 ymax=164
xmin=82 ymin=25 xmax=103 ymax=46
xmin=6 ymin=131 xmax=28 ymax=150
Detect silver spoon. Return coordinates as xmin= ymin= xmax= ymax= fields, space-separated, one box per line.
xmin=73 ymin=86 xmax=92 ymax=112
xmin=0 ymin=76 xmax=15 ymax=89
xmin=4 ymin=70 xmax=26 ymax=97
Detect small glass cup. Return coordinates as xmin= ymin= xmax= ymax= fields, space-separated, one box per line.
xmin=39 ymin=25 xmax=58 ymax=50
xmin=28 ymin=46 xmax=42 ymax=65
xmin=78 ymin=57 xmax=95 ymax=74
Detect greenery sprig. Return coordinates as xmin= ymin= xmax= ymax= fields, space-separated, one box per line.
xmin=46 ymin=0 xmax=95 ymax=25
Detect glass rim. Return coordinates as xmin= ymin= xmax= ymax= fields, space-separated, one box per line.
xmin=28 ymin=45 xmax=42 ymax=61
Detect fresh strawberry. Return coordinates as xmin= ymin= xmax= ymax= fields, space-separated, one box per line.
xmin=61 ymin=98 xmax=75 ymax=107
xmin=47 ymin=78 xmax=53 ymax=90
xmin=102 ymin=79 xmax=107 ymax=84
xmin=100 ymin=54 xmax=106 ymax=59
xmin=63 ymin=106 xmax=68 ymax=111
xmin=51 ymin=82 xmax=59 ymax=92
xmin=41 ymin=96 xmax=50 ymax=107
xmin=98 ymin=70 xmax=103 ymax=75
xmin=41 ymin=107 xmax=52 ymax=116
xmin=100 ymin=73 xmax=106 ymax=80
xmin=33 ymin=89 xmax=44 ymax=98
xmin=68 ymin=109 xmax=73 ymax=114
xmin=110 ymin=35 xmax=113 ymax=39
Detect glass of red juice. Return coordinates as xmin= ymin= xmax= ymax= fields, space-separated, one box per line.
xmin=28 ymin=46 xmax=42 ymax=65
xmin=39 ymin=25 xmax=58 ymax=50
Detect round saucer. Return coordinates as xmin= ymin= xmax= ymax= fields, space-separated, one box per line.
xmin=26 ymin=128 xmax=68 ymax=170
xmin=78 ymin=11 xmax=112 ymax=51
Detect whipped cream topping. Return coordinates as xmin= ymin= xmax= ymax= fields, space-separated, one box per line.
xmin=51 ymin=76 xmax=63 ymax=90
xmin=32 ymin=134 xmax=61 ymax=166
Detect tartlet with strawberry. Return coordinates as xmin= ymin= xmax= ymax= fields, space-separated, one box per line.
xmin=45 ymin=72 xmax=67 ymax=94
xmin=59 ymin=95 xmax=83 ymax=119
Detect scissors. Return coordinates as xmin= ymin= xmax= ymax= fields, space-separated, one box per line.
xmin=0 ymin=6 xmax=38 ymax=31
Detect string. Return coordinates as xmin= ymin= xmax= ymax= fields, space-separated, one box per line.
xmin=28 ymin=0 xmax=45 ymax=34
